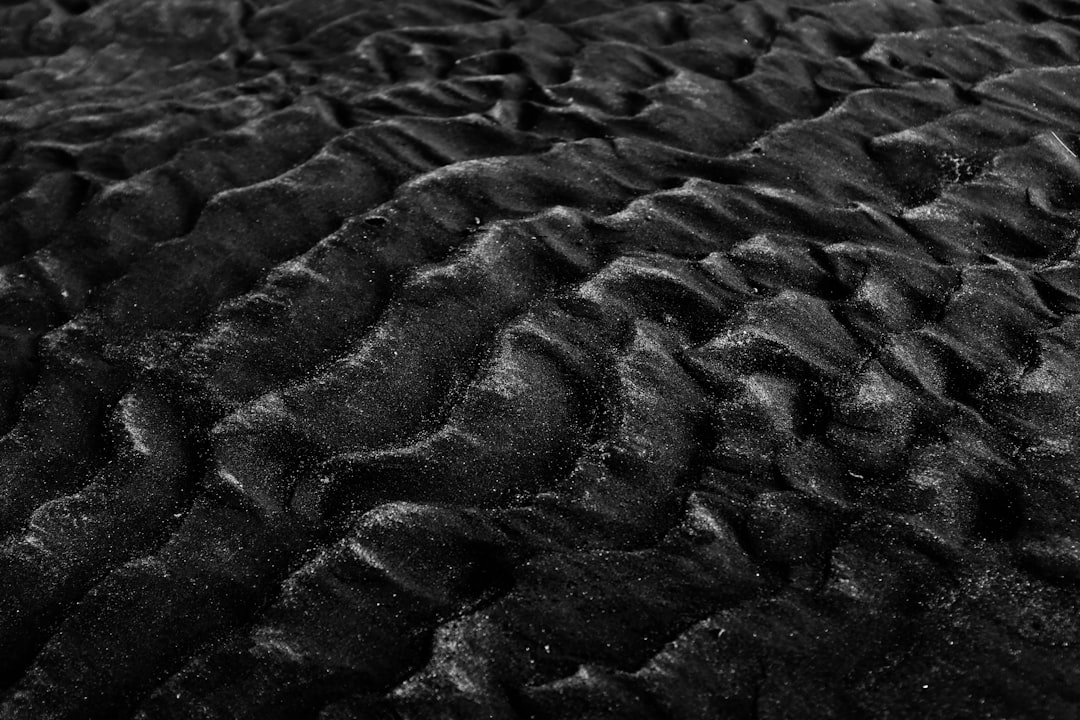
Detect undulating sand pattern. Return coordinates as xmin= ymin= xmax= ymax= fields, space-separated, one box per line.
xmin=1 ymin=0 xmax=1080 ymax=718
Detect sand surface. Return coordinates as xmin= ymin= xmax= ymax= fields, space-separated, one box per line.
xmin=1 ymin=0 xmax=1080 ymax=717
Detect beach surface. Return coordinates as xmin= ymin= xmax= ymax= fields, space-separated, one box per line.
xmin=0 ymin=0 xmax=1079 ymax=717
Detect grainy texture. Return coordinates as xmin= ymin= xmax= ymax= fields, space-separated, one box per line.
xmin=1 ymin=0 xmax=1080 ymax=718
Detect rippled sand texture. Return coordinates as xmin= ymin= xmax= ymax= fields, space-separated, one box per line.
xmin=2 ymin=0 xmax=1080 ymax=717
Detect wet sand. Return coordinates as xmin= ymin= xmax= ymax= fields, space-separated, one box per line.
xmin=0 ymin=1 xmax=1079 ymax=718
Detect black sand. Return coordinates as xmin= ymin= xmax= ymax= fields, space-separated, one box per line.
xmin=1 ymin=0 xmax=1079 ymax=718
